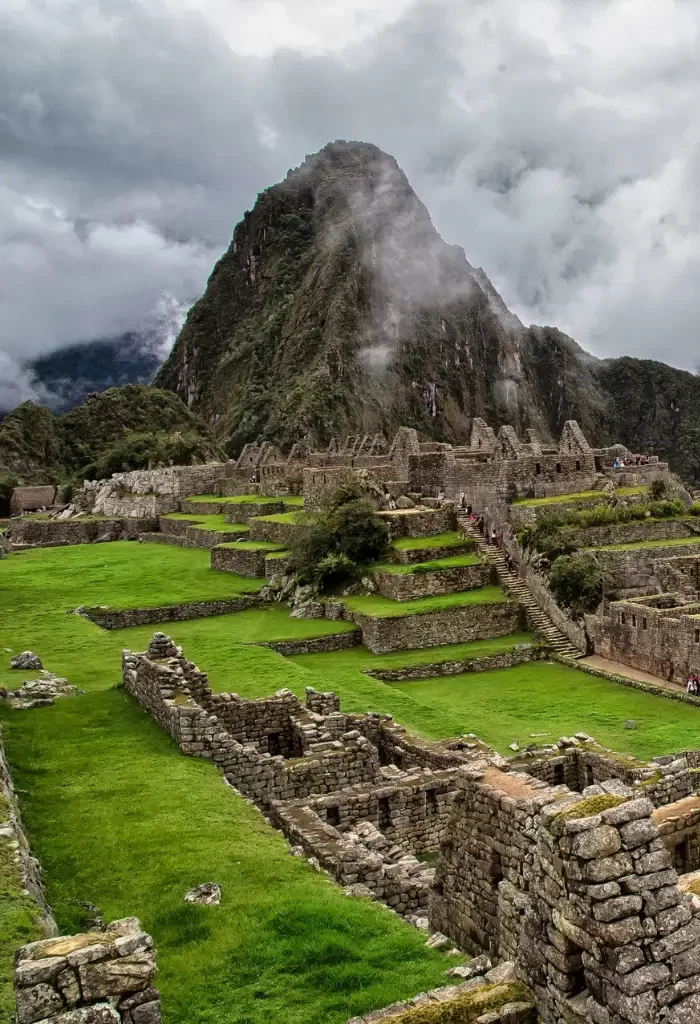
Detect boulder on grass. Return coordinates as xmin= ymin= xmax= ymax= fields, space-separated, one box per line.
xmin=10 ymin=651 xmax=43 ymax=670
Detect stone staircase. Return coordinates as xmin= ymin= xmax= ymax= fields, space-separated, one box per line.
xmin=456 ymin=512 xmax=583 ymax=660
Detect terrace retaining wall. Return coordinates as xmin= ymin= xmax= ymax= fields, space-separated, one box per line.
xmin=508 ymin=490 xmax=649 ymax=528
xmin=348 ymin=601 xmax=521 ymax=655
xmin=378 ymin=506 xmax=456 ymax=540
xmin=248 ymin=517 xmax=309 ymax=546
xmin=83 ymin=595 xmax=259 ymax=630
xmin=6 ymin=518 xmax=158 ymax=548
xmin=393 ymin=540 xmax=476 ymax=565
xmin=211 ymin=544 xmax=277 ymax=578
xmin=372 ymin=562 xmax=493 ymax=601
xmin=260 ymin=632 xmax=361 ymax=656
xmin=365 ymin=644 xmax=547 ymax=681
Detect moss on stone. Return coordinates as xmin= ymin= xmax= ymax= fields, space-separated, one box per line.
xmin=556 ymin=794 xmax=625 ymax=821
xmin=386 ymin=982 xmax=532 ymax=1023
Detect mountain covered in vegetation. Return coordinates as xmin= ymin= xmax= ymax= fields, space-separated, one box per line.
xmin=157 ymin=141 xmax=700 ymax=482
xmin=0 ymin=385 xmax=219 ymax=485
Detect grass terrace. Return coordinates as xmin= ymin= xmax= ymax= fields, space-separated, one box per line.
xmin=374 ymin=553 xmax=483 ymax=575
xmin=187 ymin=494 xmax=304 ymax=506
xmin=391 ymin=531 xmax=469 ymax=552
xmin=586 ymin=535 xmax=700 ymax=552
xmin=215 ymin=540 xmax=287 ymax=552
xmin=254 ymin=510 xmax=309 ymax=525
xmin=343 ymin=586 xmax=508 ymax=618
xmin=162 ymin=512 xmax=249 ymax=532
xmin=512 ymin=486 xmax=649 ymax=507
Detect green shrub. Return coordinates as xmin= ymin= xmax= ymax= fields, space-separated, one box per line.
xmin=287 ymin=523 xmax=337 ymax=584
xmin=549 ymin=553 xmax=610 ymax=616
xmin=313 ymin=553 xmax=359 ymax=593
xmin=650 ymin=478 xmax=667 ymax=500
xmin=647 ymin=499 xmax=685 ymax=519
xmin=78 ymin=429 xmax=220 ymax=482
xmin=689 ymin=502 xmax=700 ymax=517
xmin=328 ymin=499 xmax=390 ymax=563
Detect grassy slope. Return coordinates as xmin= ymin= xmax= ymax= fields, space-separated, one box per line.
xmin=343 ymin=587 xmax=508 ymax=618
xmin=162 ymin=513 xmax=249 ymax=532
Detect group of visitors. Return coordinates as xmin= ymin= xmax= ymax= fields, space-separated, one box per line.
xmin=687 ymin=674 xmax=700 ymax=695
xmin=614 ymin=454 xmax=650 ymax=469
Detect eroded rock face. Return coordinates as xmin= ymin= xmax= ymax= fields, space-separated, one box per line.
xmin=11 ymin=651 xmax=43 ymax=670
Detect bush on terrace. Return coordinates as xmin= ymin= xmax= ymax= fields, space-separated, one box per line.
xmin=549 ymin=552 xmax=611 ymax=617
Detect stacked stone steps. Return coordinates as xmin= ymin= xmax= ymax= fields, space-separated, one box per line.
xmin=456 ymin=513 xmax=582 ymax=660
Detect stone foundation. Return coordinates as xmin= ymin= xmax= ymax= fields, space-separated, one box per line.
xmin=211 ymin=543 xmax=282 ymax=578
xmin=6 ymin=518 xmax=158 ymax=548
xmin=365 ymin=644 xmax=547 ymax=681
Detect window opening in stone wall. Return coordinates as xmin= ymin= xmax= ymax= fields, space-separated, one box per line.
xmin=632 ymin=615 xmax=637 ymax=628
xmin=643 ymin=618 xmax=647 ymax=630
xmin=426 ymin=789 xmax=438 ymax=815
xmin=556 ymin=463 xmax=562 ymax=473
xmin=326 ymin=805 xmax=340 ymax=827
xmin=674 ymin=839 xmax=690 ymax=872
xmin=621 ymin=613 xmax=626 ymax=625
xmin=695 ymin=630 xmax=699 ymax=643
xmin=489 ymin=850 xmax=503 ymax=891
xmin=378 ymin=797 xmax=391 ymax=832
xmin=575 ymin=461 xmax=581 ymax=471
xmin=594 ymin=456 xmax=602 ymax=471
xmin=267 ymin=732 xmax=282 ymax=756
xmin=553 ymin=763 xmax=565 ymax=785
xmin=584 ymin=765 xmax=595 ymax=788
xmin=535 ymin=463 xmax=541 ymax=475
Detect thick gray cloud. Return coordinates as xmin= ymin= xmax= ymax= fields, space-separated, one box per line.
xmin=1 ymin=0 xmax=700 ymax=408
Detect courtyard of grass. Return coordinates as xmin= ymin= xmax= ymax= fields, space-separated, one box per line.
xmin=161 ymin=512 xmax=249 ymax=532
xmin=587 ymin=535 xmax=700 ymax=552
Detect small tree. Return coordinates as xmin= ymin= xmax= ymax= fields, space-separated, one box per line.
xmin=327 ymin=499 xmax=390 ymax=564
xmin=549 ymin=553 xmax=610 ymax=617
xmin=650 ymin=478 xmax=667 ymax=500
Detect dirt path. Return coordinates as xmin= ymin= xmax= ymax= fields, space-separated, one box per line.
xmin=483 ymin=766 xmax=537 ymax=799
xmin=581 ymin=655 xmax=686 ymax=696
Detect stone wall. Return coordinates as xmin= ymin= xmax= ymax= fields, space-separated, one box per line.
xmin=377 ymin=506 xmax=456 ymax=540
xmin=247 ymin=517 xmax=309 ymax=546
xmin=7 ymin=518 xmax=158 ymax=548
xmin=1 ymin=724 xmax=57 ymax=938
xmin=592 ymin=541 xmax=700 ymax=594
xmin=587 ymin=596 xmax=700 ymax=685
xmin=224 ymin=501 xmax=286 ymax=522
xmin=14 ymin=920 xmax=160 ymax=1024
xmin=655 ymin=799 xmax=700 ymax=874
xmin=393 ymin=540 xmax=477 ymax=565
xmin=372 ymin=562 xmax=493 ymax=601
xmin=211 ymin=544 xmax=278 ymax=578
xmin=348 ymin=601 xmax=521 ymax=655
xmin=431 ymin=763 xmax=700 ymax=1024
xmin=577 ymin=518 xmax=695 ymax=549
xmin=508 ymin=490 xmax=650 ymax=529
xmin=84 ymin=595 xmax=258 ymax=630
xmin=365 ymin=644 xmax=547 ymax=681
xmin=259 ymin=632 xmax=361 ymax=655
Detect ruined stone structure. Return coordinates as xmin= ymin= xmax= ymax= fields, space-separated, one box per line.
xmin=118 ymin=635 xmax=700 ymax=1024
xmin=14 ymin=922 xmax=161 ymax=1024
xmin=10 ymin=486 xmax=57 ymax=516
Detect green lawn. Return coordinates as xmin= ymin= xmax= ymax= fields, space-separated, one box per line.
xmin=185 ymin=494 xmax=304 ymax=507
xmin=343 ymin=586 xmax=509 ymax=618
xmin=588 ymin=535 xmax=700 ymax=552
xmin=374 ymin=553 xmax=483 ymax=575
xmin=391 ymin=532 xmax=468 ymax=552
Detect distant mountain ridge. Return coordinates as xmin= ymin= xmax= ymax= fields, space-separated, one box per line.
xmin=156 ymin=141 xmax=700 ymax=482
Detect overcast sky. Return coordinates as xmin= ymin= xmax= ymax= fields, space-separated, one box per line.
xmin=2 ymin=0 xmax=700 ymax=408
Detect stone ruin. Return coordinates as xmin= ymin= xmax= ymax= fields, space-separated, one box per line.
xmin=114 ymin=634 xmax=700 ymax=1023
